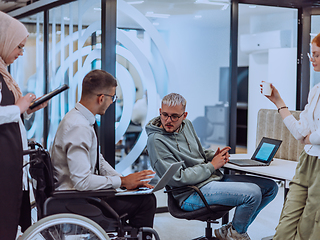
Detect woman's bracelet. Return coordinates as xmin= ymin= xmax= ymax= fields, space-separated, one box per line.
xmin=278 ymin=106 xmax=288 ymax=113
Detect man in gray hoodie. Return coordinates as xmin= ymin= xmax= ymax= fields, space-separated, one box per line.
xmin=146 ymin=93 xmax=278 ymax=240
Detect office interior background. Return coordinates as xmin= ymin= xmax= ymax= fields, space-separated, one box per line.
xmin=1 ymin=0 xmax=320 ymax=182
xmin=2 ymin=0 xmax=320 ymax=239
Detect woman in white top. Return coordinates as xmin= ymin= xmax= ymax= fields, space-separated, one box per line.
xmin=0 ymin=11 xmax=47 ymax=239
xmin=263 ymin=32 xmax=320 ymax=240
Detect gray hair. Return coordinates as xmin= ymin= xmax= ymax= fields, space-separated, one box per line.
xmin=162 ymin=93 xmax=187 ymax=110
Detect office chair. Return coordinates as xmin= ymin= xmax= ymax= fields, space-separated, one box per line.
xmin=192 ymin=116 xmax=214 ymax=148
xmin=165 ymin=185 xmax=234 ymax=240
xmin=21 ymin=141 xmax=159 ymax=240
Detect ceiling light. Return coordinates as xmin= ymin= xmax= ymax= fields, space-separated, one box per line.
xmin=64 ymin=17 xmax=70 ymax=21
xmin=145 ymin=12 xmax=170 ymax=19
xmin=249 ymin=5 xmax=257 ymax=8
xmin=195 ymin=0 xmax=230 ymax=10
xmin=127 ymin=1 xmax=144 ymax=4
xmin=194 ymin=15 xmax=202 ymax=19
xmin=153 ymin=22 xmax=160 ymax=26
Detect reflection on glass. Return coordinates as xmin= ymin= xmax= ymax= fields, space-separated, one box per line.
xmin=116 ymin=0 xmax=231 ymax=175
xmin=46 ymin=0 xmax=101 ymax=149
xmin=310 ymin=15 xmax=320 ymax=88
xmin=11 ymin=13 xmax=44 ymax=144
xmin=238 ymin=4 xmax=297 ymax=154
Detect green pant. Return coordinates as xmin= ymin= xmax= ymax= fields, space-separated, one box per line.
xmin=274 ymin=150 xmax=320 ymax=240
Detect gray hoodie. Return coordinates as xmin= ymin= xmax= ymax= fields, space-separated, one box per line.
xmin=146 ymin=116 xmax=223 ymax=206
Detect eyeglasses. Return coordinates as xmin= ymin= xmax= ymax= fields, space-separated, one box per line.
xmin=307 ymin=52 xmax=320 ymax=61
xmin=17 ymin=45 xmax=25 ymax=53
xmin=97 ymin=94 xmax=117 ymax=102
xmin=160 ymin=112 xmax=185 ymax=122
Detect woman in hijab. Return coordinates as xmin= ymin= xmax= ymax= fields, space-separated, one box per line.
xmin=0 ymin=11 xmax=47 ymax=239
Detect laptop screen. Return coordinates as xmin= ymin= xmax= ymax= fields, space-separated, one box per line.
xmin=255 ymin=143 xmax=277 ymax=162
xmin=251 ymin=137 xmax=282 ymax=163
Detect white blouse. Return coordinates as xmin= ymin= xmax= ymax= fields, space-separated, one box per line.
xmin=283 ymin=83 xmax=320 ymax=157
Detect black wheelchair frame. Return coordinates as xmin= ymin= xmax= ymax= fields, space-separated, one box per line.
xmin=20 ymin=141 xmax=160 ymax=240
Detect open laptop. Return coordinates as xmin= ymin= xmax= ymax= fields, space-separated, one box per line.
xmin=116 ymin=162 xmax=183 ymax=196
xmin=228 ymin=137 xmax=282 ymax=167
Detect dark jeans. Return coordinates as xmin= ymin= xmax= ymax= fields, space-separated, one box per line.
xmin=104 ymin=193 xmax=156 ymax=238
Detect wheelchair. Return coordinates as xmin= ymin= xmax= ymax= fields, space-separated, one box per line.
xmin=19 ymin=141 xmax=160 ymax=240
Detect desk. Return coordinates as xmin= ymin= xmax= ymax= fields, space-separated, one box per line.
xmin=225 ymin=154 xmax=298 ymax=197
xmin=222 ymin=154 xmax=298 ymax=225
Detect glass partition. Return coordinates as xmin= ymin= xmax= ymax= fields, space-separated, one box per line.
xmin=238 ymin=4 xmax=298 ymax=154
xmin=11 ymin=13 xmax=44 ymax=145
xmin=116 ymin=0 xmax=231 ymax=174
xmin=310 ymin=15 xmax=320 ymax=88
xmin=46 ymin=0 xmax=102 ymax=148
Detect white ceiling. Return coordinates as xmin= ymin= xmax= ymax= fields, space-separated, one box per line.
xmin=0 ymin=0 xmax=296 ymax=30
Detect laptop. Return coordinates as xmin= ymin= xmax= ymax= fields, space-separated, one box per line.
xmin=228 ymin=137 xmax=282 ymax=167
xmin=116 ymin=162 xmax=183 ymax=196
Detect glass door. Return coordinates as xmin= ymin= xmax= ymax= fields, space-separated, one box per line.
xmin=310 ymin=14 xmax=320 ymax=88
xmin=238 ymin=4 xmax=298 ymax=154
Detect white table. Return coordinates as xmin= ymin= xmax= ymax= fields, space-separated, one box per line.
xmin=224 ymin=154 xmax=298 ymax=197
xmin=222 ymin=154 xmax=298 ymax=237
xmin=221 ymin=154 xmax=298 ymax=227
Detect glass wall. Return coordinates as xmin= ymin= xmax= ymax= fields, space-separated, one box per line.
xmin=238 ymin=4 xmax=298 ymax=154
xmin=11 ymin=0 xmax=302 ymax=174
xmin=11 ymin=13 xmax=44 ymax=144
xmin=12 ymin=0 xmax=103 ymax=148
xmin=46 ymin=0 xmax=102 ymax=148
xmin=310 ymin=15 xmax=320 ymax=88
xmin=115 ymin=0 xmax=231 ymax=174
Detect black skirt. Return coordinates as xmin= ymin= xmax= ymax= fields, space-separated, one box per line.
xmin=0 ymin=75 xmax=23 ymax=240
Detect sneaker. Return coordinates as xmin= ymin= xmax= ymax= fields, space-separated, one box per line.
xmin=225 ymin=226 xmax=251 ymax=240
xmin=214 ymin=222 xmax=232 ymax=240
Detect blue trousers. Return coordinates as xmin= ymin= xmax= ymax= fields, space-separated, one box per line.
xmin=181 ymin=174 xmax=278 ymax=234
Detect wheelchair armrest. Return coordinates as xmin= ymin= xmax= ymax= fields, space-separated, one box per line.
xmin=52 ymin=189 xmax=116 ymax=198
xmin=164 ymin=185 xmax=193 ymax=193
xmin=165 ymin=185 xmax=213 ymax=213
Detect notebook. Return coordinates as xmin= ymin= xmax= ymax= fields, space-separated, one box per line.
xmin=228 ymin=137 xmax=282 ymax=167
xmin=115 ymin=162 xmax=183 ymax=196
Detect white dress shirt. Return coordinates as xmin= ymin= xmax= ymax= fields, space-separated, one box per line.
xmin=283 ymin=83 xmax=320 ymax=157
xmin=50 ymin=102 xmax=122 ymax=191
xmin=0 ymin=105 xmax=31 ymax=190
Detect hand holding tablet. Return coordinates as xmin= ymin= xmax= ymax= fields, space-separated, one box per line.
xmin=29 ymin=84 xmax=69 ymax=110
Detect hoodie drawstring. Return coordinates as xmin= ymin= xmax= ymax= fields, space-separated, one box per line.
xmin=174 ymin=132 xmax=192 ymax=152
xmin=174 ymin=135 xmax=181 ymax=152
xmin=183 ymin=132 xmax=192 ymax=152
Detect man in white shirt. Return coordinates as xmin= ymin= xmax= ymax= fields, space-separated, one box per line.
xmin=50 ymin=69 xmax=156 ymax=239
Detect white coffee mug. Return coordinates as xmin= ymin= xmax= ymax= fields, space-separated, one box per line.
xmin=262 ymin=82 xmax=272 ymax=96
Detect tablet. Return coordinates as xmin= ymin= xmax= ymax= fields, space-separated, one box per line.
xmin=29 ymin=84 xmax=69 ymax=109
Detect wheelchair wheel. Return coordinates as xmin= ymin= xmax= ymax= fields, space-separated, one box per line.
xmin=19 ymin=213 xmax=110 ymax=240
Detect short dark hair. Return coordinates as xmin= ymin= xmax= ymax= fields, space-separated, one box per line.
xmin=82 ymin=69 xmax=117 ymax=97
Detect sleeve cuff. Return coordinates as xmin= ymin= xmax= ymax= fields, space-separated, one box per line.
xmin=283 ymin=114 xmax=295 ymax=125
xmin=309 ymin=132 xmax=320 ymax=145
xmin=206 ymin=162 xmax=215 ymax=172
xmin=110 ymin=175 xmax=122 ymax=189
xmin=0 ymin=105 xmax=21 ymax=124
xmin=23 ymin=111 xmax=33 ymax=120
